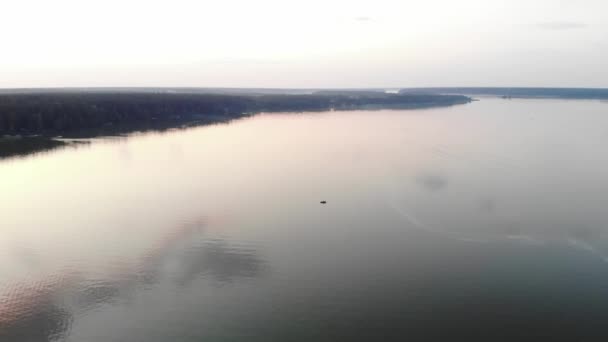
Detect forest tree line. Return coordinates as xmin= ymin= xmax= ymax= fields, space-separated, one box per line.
xmin=0 ymin=92 xmax=471 ymax=136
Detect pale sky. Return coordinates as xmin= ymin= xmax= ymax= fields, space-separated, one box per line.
xmin=1 ymin=0 xmax=607 ymax=88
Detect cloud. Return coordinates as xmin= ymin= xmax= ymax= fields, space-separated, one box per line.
xmin=536 ymin=21 xmax=587 ymax=30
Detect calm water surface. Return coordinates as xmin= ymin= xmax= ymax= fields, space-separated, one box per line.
xmin=2 ymin=98 xmax=608 ymax=341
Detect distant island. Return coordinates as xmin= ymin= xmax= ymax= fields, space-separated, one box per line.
xmin=0 ymin=90 xmax=471 ymax=159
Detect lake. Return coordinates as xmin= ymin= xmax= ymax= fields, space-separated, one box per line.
xmin=2 ymin=97 xmax=608 ymax=341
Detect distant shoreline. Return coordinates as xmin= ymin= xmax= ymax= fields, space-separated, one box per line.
xmin=1 ymin=87 xmax=607 ymax=99
xmin=0 ymin=91 xmax=471 ymax=159
xmin=398 ymin=87 xmax=608 ymax=100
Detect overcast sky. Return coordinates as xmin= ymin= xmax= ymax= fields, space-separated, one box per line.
xmin=1 ymin=0 xmax=607 ymax=88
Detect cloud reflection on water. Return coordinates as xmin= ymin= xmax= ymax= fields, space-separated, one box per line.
xmin=0 ymin=216 xmax=266 ymax=341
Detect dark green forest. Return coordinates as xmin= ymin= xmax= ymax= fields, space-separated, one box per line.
xmin=0 ymin=92 xmax=471 ymax=137
xmin=0 ymin=136 xmax=68 ymax=159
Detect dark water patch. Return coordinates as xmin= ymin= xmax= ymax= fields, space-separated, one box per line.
xmin=416 ymin=172 xmax=448 ymax=192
